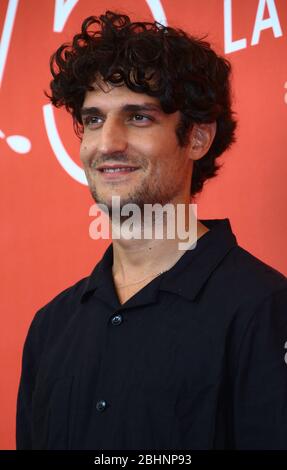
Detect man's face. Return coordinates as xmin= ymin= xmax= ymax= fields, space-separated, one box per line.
xmin=80 ymin=81 xmax=194 ymax=213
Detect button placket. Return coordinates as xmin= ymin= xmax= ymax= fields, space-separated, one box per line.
xmin=93 ymin=311 xmax=126 ymax=419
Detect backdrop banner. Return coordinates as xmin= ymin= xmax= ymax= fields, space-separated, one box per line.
xmin=1 ymin=0 xmax=287 ymax=449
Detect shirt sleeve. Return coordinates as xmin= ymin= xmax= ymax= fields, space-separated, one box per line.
xmin=233 ymin=286 xmax=287 ymax=449
xmin=16 ymin=311 xmax=42 ymax=449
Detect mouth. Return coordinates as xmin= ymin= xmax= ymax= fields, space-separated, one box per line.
xmin=97 ymin=166 xmax=140 ymax=179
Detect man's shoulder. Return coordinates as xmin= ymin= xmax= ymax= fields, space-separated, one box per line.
xmin=219 ymin=246 xmax=287 ymax=377
xmin=216 ymin=244 xmax=287 ymax=311
xmin=227 ymin=244 xmax=286 ymax=289
xmin=44 ymin=274 xmax=89 ymax=306
xmin=30 ymin=274 xmax=91 ymax=335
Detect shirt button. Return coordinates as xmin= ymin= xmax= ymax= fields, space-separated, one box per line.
xmin=96 ymin=400 xmax=107 ymax=412
xmin=111 ymin=314 xmax=123 ymax=325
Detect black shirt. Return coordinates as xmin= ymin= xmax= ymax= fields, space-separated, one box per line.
xmin=16 ymin=218 xmax=287 ymax=450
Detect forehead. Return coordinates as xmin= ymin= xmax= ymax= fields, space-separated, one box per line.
xmin=82 ymin=81 xmax=163 ymax=111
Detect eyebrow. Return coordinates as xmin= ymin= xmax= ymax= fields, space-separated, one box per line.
xmin=80 ymin=103 xmax=162 ymax=117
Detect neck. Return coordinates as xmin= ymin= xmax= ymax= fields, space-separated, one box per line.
xmin=110 ymin=203 xmax=209 ymax=286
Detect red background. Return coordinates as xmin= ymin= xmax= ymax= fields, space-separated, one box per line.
xmin=1 ymin=0 xmax=287 ymax=449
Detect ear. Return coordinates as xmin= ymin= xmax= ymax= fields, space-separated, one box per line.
xmin=189 ymin=122 xmax=217 ymax=161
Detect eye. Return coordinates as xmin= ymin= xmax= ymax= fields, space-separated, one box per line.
xmin=83 ymin=116 xmax=103 ymax=128
xmin=131 ymin=114 xmax=153 ymax=124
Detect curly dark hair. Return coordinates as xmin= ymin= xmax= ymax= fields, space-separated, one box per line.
xmin=47 ymin=10 xmax=237 ymax=198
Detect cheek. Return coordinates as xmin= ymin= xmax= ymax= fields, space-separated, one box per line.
xmin=141 ymin=135 xmax=176 ymax=163
xmin=157 ymin=134 xmax=179 ymax=160
xmin=79 ymin=139 xmax=92 ymax=164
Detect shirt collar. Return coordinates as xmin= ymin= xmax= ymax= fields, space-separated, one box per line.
xmin=80 ymin=218 xmax=238 ymax=304
xmin=159 ymin=218 xmax=237 ymax=301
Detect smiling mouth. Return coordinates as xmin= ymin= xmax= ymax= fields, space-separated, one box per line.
xmin=96 ymin=167 xmax=140 ymax=180
xmin=98 ymin=167 xmax=139 ymax=173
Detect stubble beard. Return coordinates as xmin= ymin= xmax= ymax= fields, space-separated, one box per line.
xmin=88 ymin=170 xmax=184 ymax=226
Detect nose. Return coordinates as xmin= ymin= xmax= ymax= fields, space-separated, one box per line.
xmin=98 ymin=117 xmax=128 ymax=155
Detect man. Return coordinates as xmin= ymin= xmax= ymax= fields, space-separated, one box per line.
xmin=16 ymin=11 xmax=287 ymax=450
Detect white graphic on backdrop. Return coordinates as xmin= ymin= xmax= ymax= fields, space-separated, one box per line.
xmin=145 ymin=0 xmax=167 ymax=25
xmin=53 ymin=0 xmax=79 ymax=32
xmin=0 ymin=0 xmax=19 ymax=87
xmin=43 ymin=104 xmax=86 ymax=184
xmin=251 ymin=0 xmax=282 ymax=45
xmin=0 ymin=0 xmax=31 ymax=154
xmin=224 ymin=0 xmax=283 ymax=54
xmin=43 ymin=0 xmax=167 ymax=185
xmin=0 ymin=128 xmax=31 ymax=154
xmin=224 ymin=0 xmax=247 ymax=53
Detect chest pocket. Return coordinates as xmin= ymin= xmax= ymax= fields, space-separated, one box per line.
xmin=31 ymin=375 xmax=74 ymax=449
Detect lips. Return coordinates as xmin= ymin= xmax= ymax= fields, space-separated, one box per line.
xmin=96 ymin=164 xmax=140 ymax=180
xmin=97 ymin=164 xmax=140 ymax=172
xmin=99 ymin=167 xmax=139 ymax=173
